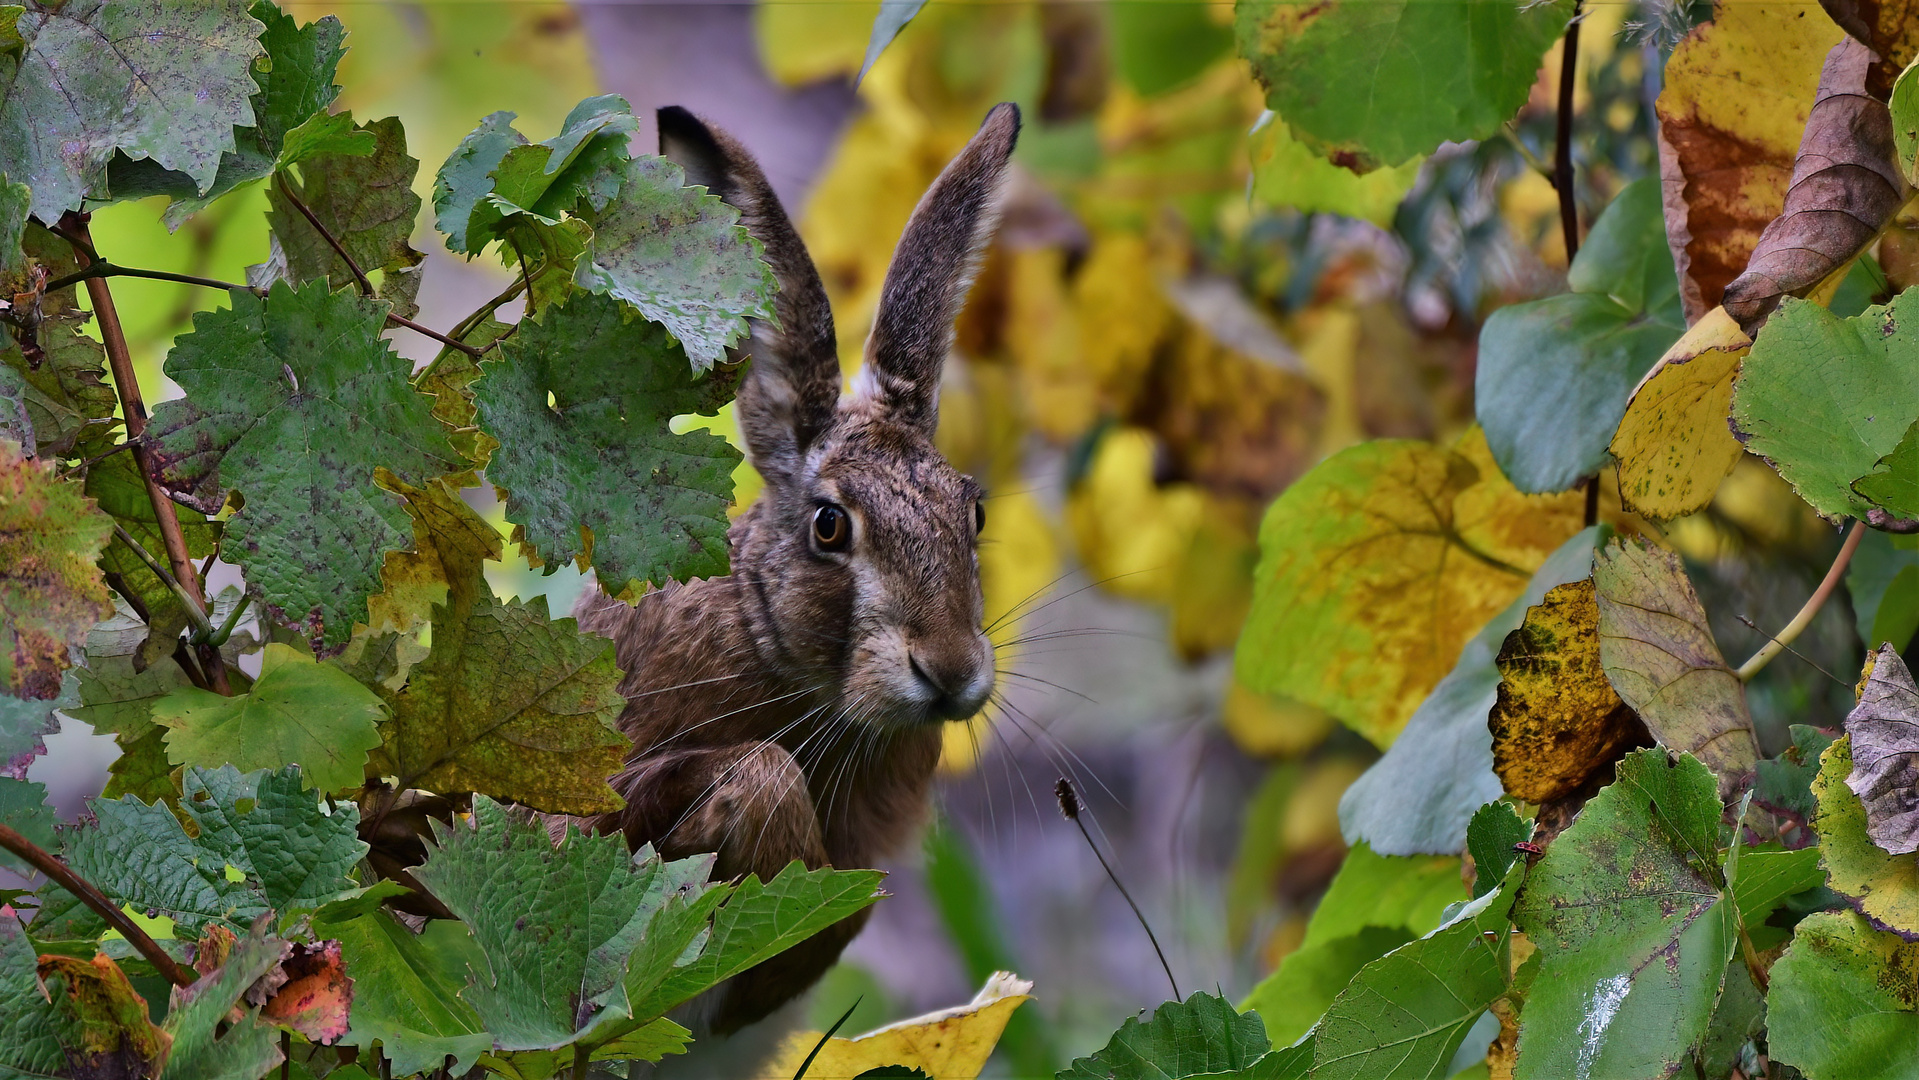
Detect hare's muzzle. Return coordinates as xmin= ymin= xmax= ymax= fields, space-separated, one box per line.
xmin=905 ymin=630 xmax=995 ymax=721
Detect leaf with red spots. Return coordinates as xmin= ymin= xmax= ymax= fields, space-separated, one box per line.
xmin=262 ymin=940 xmax=353 ymax=1044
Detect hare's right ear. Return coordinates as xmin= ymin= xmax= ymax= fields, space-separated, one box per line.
xmin=657 ymin=107 xmax=839 ymax=485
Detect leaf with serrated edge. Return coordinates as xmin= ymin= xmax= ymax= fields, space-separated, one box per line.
xmin=0 ymin=909 xmax=172 ymax=1078
xmin=312 ymin=906 xmax=492 ymax=1076
xmin=154 ymin=642 xmax=386 ymax=795
xmin=0 ymin=670 xmax=71 ymax=779
xmin=1594 ymin=537 xmax=1758 ymax=795
xmin=0 ymin=776 xmax=54 ymax=875
xmin=63 ymin=793 xmax=270 ymax=934
xmin=1511 ymin=750 xmax=1736 ymax=1080
xmin=434 ymin=111 xmax=529 ymax=254
xmin=475 ymin=290 xmax=741 ymax=594
xmin=1061 ymin=991 xmax=1271 ymax=1080
xmin=148 ymin=280 xmax=462 ymax=652
xmin=160 ymin=923 xmax=287 ymax=1080
xmin=0 ymin=441 xmax=113 ymax=698
xmin=178 ymin=764 xmax=368 ymax=916
xmin=265 ymin=115 xmax=426 ymax=317
xmin=573 ymin=155 xmax=777 ymax=370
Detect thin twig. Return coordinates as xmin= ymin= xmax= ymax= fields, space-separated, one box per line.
xmin=390 ymin=312 xmax=485 ymax=358
xmin=1736 ymin=520 xmax=1865 ymax=682
xmin=54 ymin=437 xmax=137 ymax=481
xmin=276 ymin=173 xmax=374 ymax=296
xmin=58 ymin=214 xmax=231 ymax=695
xmin=42 ymin=261 xmax=262 ymax=298
xmin=1056 ymin=778 xmax=1180 ymax=1002
xmin=1734 ymin=615 xmax=1847 ymax=688
xmin=1554 ymin=2 xmax=1584 ymax=262
xmin=0 ymin=823 xmax=196 ymax=988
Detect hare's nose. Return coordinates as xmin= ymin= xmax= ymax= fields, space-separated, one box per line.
xmin=907 ymin=640 xmax=993 ymax=719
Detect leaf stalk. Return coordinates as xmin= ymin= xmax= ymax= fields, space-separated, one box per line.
xmin=1734 ymin=519 xmax=1864 ymax=682
xmin=0 ymin=823 xmax=197 ymax=988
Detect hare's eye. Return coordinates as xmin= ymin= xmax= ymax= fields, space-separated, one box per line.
xmin=973 ymin=501 xmax=986 ymax=535
xmin=812 ymin=504 xmax=851 ymax=552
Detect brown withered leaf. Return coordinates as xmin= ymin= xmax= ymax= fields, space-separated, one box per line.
xmin=1656 ymin=7 xmax=1844 ymax=320
xmin=1844 ymin=643 xmax=1919 ymax=855
xmin=1818 ymin=0 xmax=1919 ymax=98
xmin=261 ymin=939 xmax=353 ymax=1044
xmin=1721 ymin=38 xmax=1908 ymax=334
xmin=35 ymin=952 xmax=175 ymax=1077
xmin=1592 ymin=538 xmax=1760 ymax=796
xmin=1489 ymin=580 xmax=1651 ymax=804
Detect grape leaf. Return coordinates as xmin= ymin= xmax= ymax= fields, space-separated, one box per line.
xmin=0 ymin=909 xmax=171 ymax=1079
xmin=1855 ymin=418 xmax=1919 ymax=522
xmin=275 ymin=111 xmax=375 ymax=172
xmin=1236 ymin=428 xmax=1583 ymax=748
xmin=1060 ymin=992 xmax=1271 ymax=1080
xmin=0 ymin=0 xmax=265 ymax=220
xmin=148 ymin=280 xmax=462 ymax=653
xmin=153 ymin=642 xmax=386 ymax=794
xmin=1477 ymin=177 xmax=1686 ymax=494
xmin=0 ymin=172 xmax=25 ymax=275
xmin=411 ymin=798 xmax=717 ymax=1051
xmin=474 ymin=290 xmax=741 ymax=596
xmin=1234 ymin=0 xmax=1572 ymax=171
xmin=1768 ymin=910 xmax=1919 ymax=1080
xmin=1610 ymin=307 xmax=1751 ymax=522
xmin=264 ymin=115 xmax=425 ymax=318
xmin=1593 ymin=537 xmax=1758 ymax=795
xmin=159 ymin=922 xmax=288 ymax=1080
xmin=1511 ymin=750 xmax=1737 ymax=1080
xmin=312 ymin=908 xmax=492 ymax=1076
xmin=1468 ymin=801 xmax=1533 ymax=899
xmin=1 ymin=317 xmax=115 ymax=462
xmin=365 ymin=474 xmax=501 ymax=637
xmin=448 ymin=94 xmax=639 ymax=257
xmin=0 ymin=440 xmax=113 ymax=699
xmin=176 ymin=764 xmax=369 ymax=916
xmin=0 ymin=776 xmax=53 ymax=875
xmin=434 ymin=111 xmax=528 ymax=255
xmin=1730 ymin=293 xmax=1919 ymax=522
xmin=1812 ymin=734 xmax=1919 ymax=939
xmin=0 ymin=670 xmax=69 ymax=779
xmin=85 ymin=450 xmax=221 ymax=671
xmin=61 ymin=792 xmax=271 ymax=935
xmin=573 ymin=155 xmax=778 ymax=370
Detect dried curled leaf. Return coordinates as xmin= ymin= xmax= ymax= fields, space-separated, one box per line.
xmin=261 ymin=940 xmax=354 ymax=1045
xmin=1818 ymin=0 xmax=1919 ymax=98
xmin=1610 ymin=307 xmax=1752 ymax=521
xmin=1721 ymin=38 xmax=1908 ymax=334
xmin=1489 ymin=579 xmax=1649 ymax=804
xmin=1812 ymin=733 xmax=1919 ymax=938
xmin=1844 ymin=643 xmax=1919 ymax=855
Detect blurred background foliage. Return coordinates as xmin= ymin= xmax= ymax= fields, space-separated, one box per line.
xmin=35 ymin=0 xmax=1874 ymax=1072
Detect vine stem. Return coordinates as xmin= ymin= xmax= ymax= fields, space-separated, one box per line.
xmin=1554 ymin=1 xmax=1583 ymax=263
xmin=276 ymin=173 xmax=375 ymax=297
xmin=1735 ymin=520 xmax=1864 ymax=682
xmin=0 ymin=823 xmax=197 ymax=988
xmin=57 ymin=214 xmax=232 ymax=696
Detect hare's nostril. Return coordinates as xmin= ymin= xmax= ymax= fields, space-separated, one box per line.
xmin=907 ymin=651 xmax=944 ymax=694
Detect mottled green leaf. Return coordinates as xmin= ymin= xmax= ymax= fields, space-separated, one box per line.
xmin=1511 ymin=750 xmax=1736 ymax=1080
xmin=101 ymin=726 xmax=176 ymax=804
xmin=1856 ymin=418 xmax=1919 ymax=521
xmin=1 ymin=318 xmax=115 ymax=462
xmin=1768 ymin=910 xmax=1919 ymax=1080
xmin=0 ymin=0 xmax=265 ymax=219
xmin=0 ymin=776 xmax=53 ymax=875
xmin=1477 ymin=178 xmax=1685 ymax=494
xmin=0 ymin=908 xmax=171 ymax=1078
xmin=0 ymin=442 xmax=113 ymax=699
xmin=148 ymin=280 xmax=462 ymax=652
xmin=456 ymin=94 xmax=639 ymax=257
xmin=434 ymin=110 xmax=527 ymax=255
xmin=1060 ymin=992 xmax=1272 ymax=1080
xmin=1593 ymin=537 xmax=1758 ymax=794
xmin=1730 ymin=293 xmax=1919 ymax=521
xmin=264 ymin=115 xmax=425 ymax=318
xmin=1849 ymin=529 xmax=1919 ymax=654
xmin=474 ymin=290 xmax=740 ymax=595
xmin=177 ymin=764 xmax=367 ymax=916
xmin=63 ymin=790 xmax=271 ymax=934
xmin=0 ymin=670 xmax=69 ymax=779
xmin=1467 ymin=801 xmax=1531 ymax=899
xmin=312 ymin=907 xmax=491 ymax=1076
xmin=573 ymin=155 xmax=777 ymax=370
xmin=1234 ymin=0 xmax=1572 ymax=171
xmin=159 ymin=922 xmax=288 ymax=1080
xmin=1728 ymin=847 xmax=1824 ymax=932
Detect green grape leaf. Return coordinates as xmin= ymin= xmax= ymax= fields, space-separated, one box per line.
xmin=84 ymin=451 xmax=221 ymax=672
xmin=177 ymin=764 xmax=368 ymax=916
xmin=474 ymin=290 xmax=741 ymax=595
xmin=1816 ymin=733 xmax=1919 ymax=938
xmin=275 ymin=110 xmax=376 ymax=171
xmin=1593 ymin=537 xmax=1758 ymax=794
xmin=0 ymin=441 xmax=113 ymax=699
xmin=0 ymin=776 xmax=54 ymax=875
xmin=1467 ymin=800 xmax=1532 ymax=898
xmin=312 ymin=907 xmax=491 ymax=1076
xmin=101 ymin=726 xmax=177 ymax=804
xmin=1768 ymin=910 xmax=1919 ymax=1080
xmin=1855 ymin=418 xmax=1919 ymax=522
xmin=264 ymin=115 xmax=425 ymax=318
xmin=411 ymin=797 xmax=715 ymax=1051
xmin=633 ymin=860 xmax=886 ymax=1019
xmin=365 ymin=474 xmax=501 ymax=637
xmin=1729 ymin=293 xmax=1919 ymax=522
xmin=159 ymin=922 xmax=289 ymax=1080
xmin=455 ymin=94 xmax=639 ymax=256
xmin=1849 ymin=529 xmax=1919 ymax=654
xmin=1234 ymin=0 xmax=1573 ymax=171
xmin=1059 ymin=992 xmax=1272 ymax=1080
xmin=0 ymin=670 xmax=70 ymax=779
xmin=1511 ymin=750 xmax=1736 ymax=1080
xmin=1753 ymin=724 xmax=1837 ymax=829
xmin=366 ymin=590 xmax=627 ymax=815
xmin=1310 ymin=860 xmax=1526 ymax=1080
xmin=153 ymin=642 xmax=386 ymax=795
xmin=0 ymin=908 xmax=171 ymax=1078
xmin=1 ymin=319 xmax=115 ymax=462
xmin=573 ymin=155 xmax=777 ymax=370
xmin=434 ymin=110 xmax=528 ymax=255
xmin=1242 ymin=926 xmax=1412 ymax=1050
xmin=1477 ymin=178 xmax=1685 ymax=494
xmin=148 ymin=280 xmax=462 ymax=653
xmin=0 ymin=0 xmax=265 ymax=219
xmin=62 ymin=791 xmax=271 ymax=934
xmin=1338 ymin=527 xmax=1601 ymax=856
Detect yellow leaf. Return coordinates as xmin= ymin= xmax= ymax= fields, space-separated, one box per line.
xmin=1249 ymin=113 xmax=1423 ymax=227
xmin=1610 ymin=306 xmax=1751 ymax=521
xmin=1066 ymin=427 xmax=1207 ymax=606
xmin=767 ymin=972 xmax=1034 ymax=1080
xmin=1236 ymin=427 xmax=1583 ymax=747
xmin=1073 ymin=231 xmax=1176 ymax=410
xmin=1004 ymin=246 xmax=1097 ymax=440
xmin=754 ymin=0 xmax=879 ymax=86
xmin=1222 ymin=682 xmax=1336 ymax=759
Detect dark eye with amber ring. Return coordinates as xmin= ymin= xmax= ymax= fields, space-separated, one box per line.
xmin=812 ymin=504 xmax=851 ymax=552
xmin=973 ymin=501 xmax=986 ymax=535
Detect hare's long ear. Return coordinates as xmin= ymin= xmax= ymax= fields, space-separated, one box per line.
xmin=658 ymin=106 xmax=839 ymax=485
xmin=855 ymin=103 xmax=1020 ymax=435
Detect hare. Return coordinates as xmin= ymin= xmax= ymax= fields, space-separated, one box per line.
xmin=571 ymin=102 xmax=1020 ymax=1035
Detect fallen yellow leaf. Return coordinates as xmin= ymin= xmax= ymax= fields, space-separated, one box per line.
xmin=768 ymin=972 xmax=1034 ymax=1080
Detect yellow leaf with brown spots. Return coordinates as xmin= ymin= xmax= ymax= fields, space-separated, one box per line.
xmin=1655 ymin=5 xmax=1843 ymax=320
xmin=1236 ymin=427 xmax=1583 ymax=748
xmin=765 ymin=972 xmax=1032 ymax=1080
xmin=366 ymin=474 xmax=503 ymax=637
xmin=1610 ymin=306 xmax=1751 ymax=521
xmin=1489 ymin=579 xmax=1648 ymax=804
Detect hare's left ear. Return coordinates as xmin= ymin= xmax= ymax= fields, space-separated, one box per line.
xmin=854 ymin=103 xmax=1020 ymax=435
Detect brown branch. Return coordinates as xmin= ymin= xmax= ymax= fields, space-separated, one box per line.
xmin=1554 ymin=3 xmax=1583 ymax=262
xmin=57 ymin=214 xmax=232 ymax=696
xmin=389 ymin=312 xmax=485 ymax=358
xmin=1736 ymin=520 xmax=1864 ymax=682
xmin=0 ymin=824 xmax=197 ymax=988
xmin=275 ymin=173 xmax=373 ymax=296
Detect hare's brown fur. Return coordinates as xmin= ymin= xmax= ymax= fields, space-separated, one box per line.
xmin=573 ymin=102 xmax=1020 ymax=1034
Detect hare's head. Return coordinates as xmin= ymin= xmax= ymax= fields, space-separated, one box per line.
xmin=657 ymin=103 xmax=1018 ymax=729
